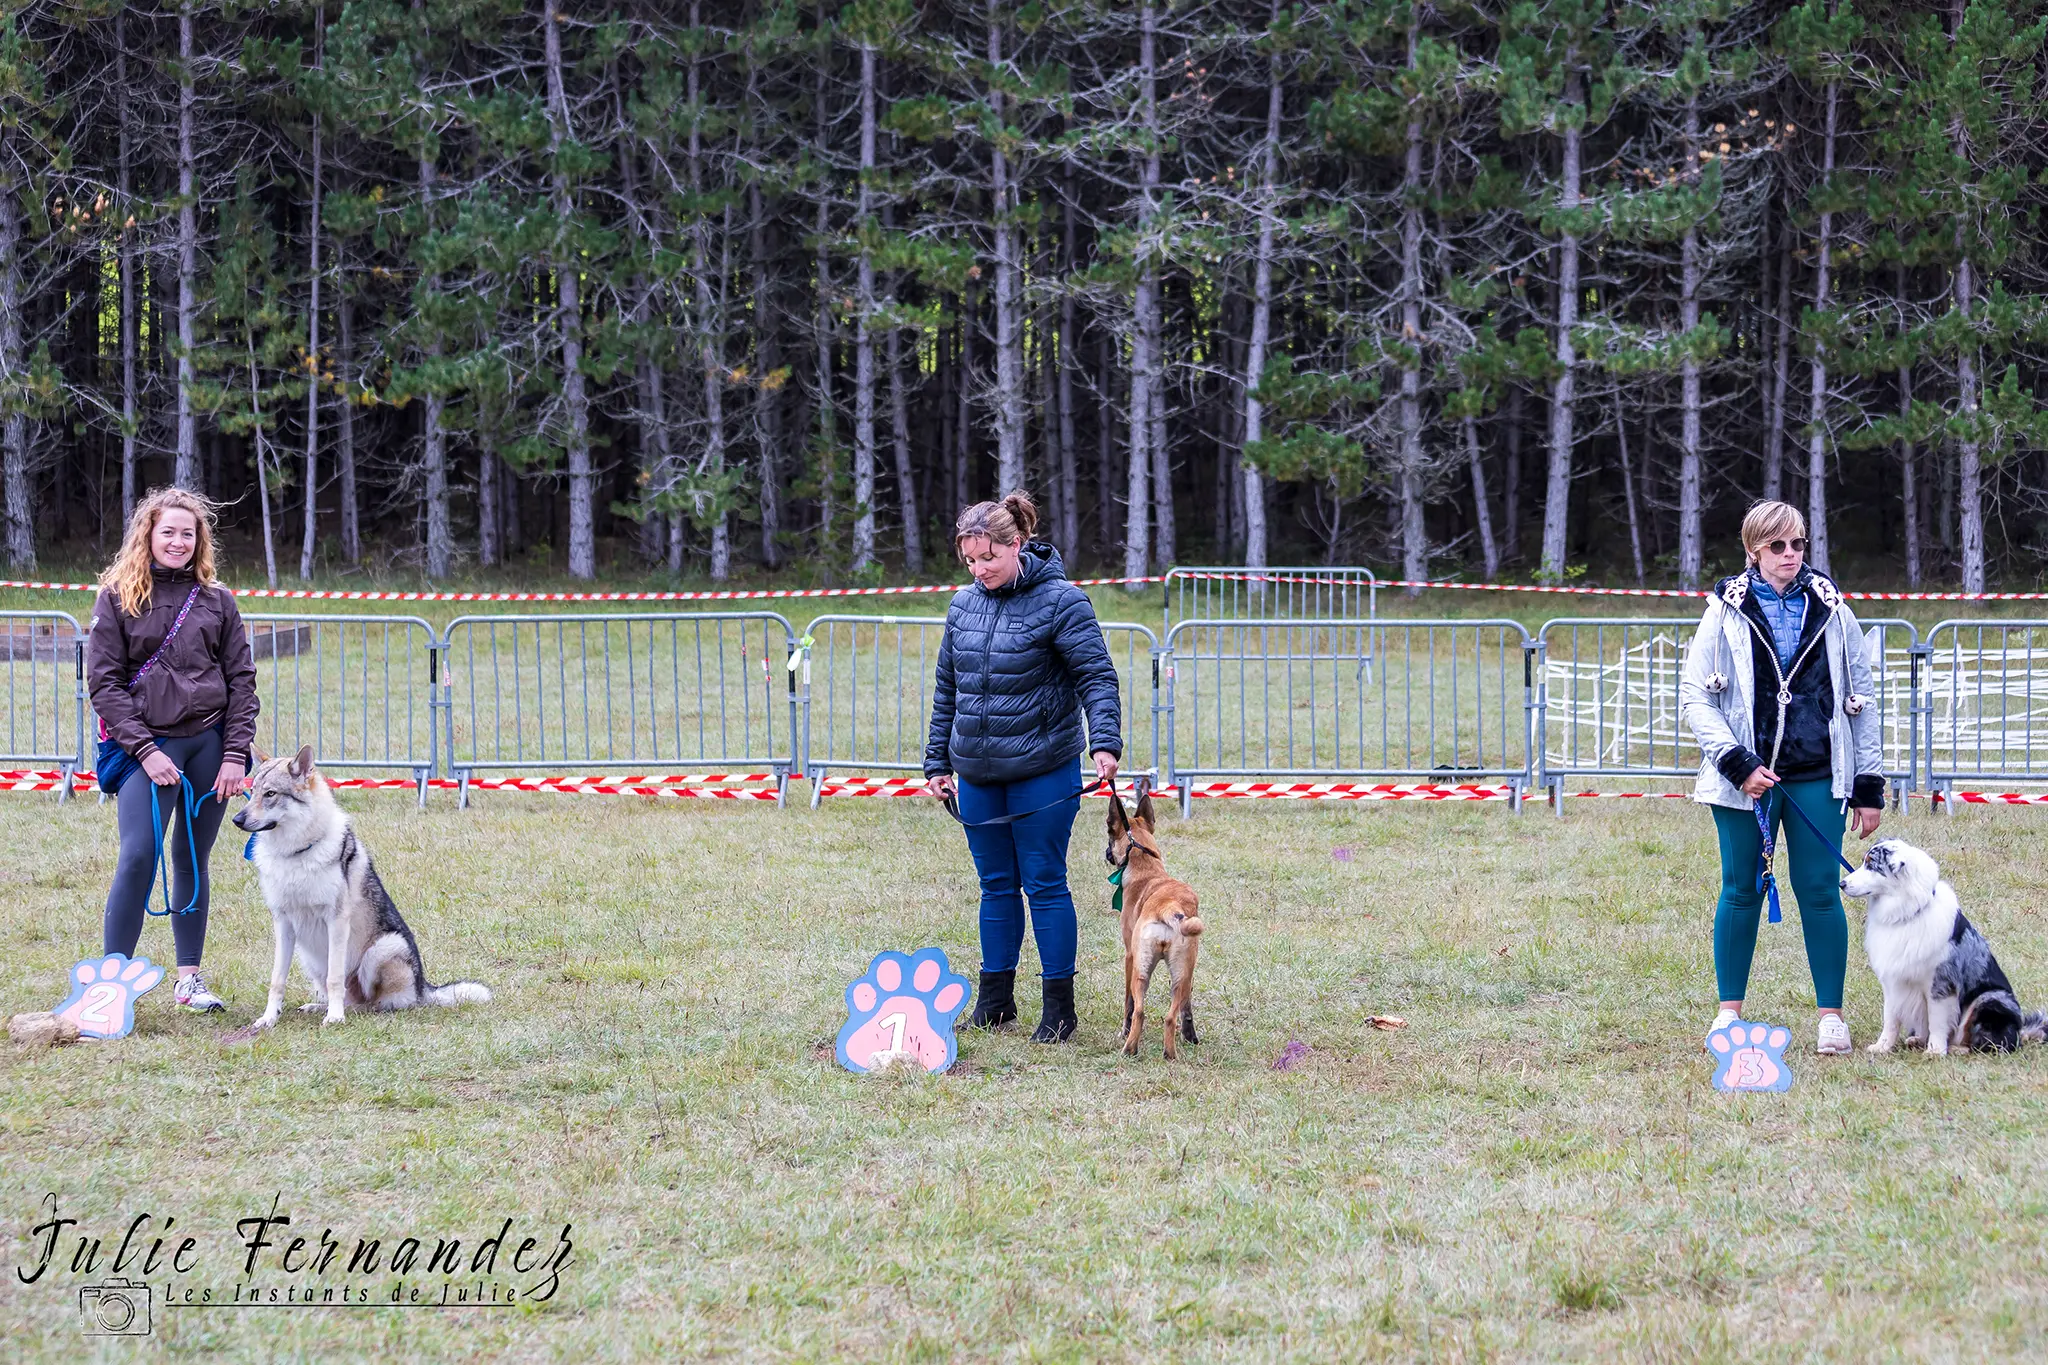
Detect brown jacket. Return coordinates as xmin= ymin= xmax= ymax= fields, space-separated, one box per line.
xmin=87 ymin=565 xmax=260 ymax=766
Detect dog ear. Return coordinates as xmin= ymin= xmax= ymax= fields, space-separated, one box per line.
xmin=251 ymin=744 xmax=271 ymax=766
xmin=290 ymin=745 xmax=314 ymax=779
xmin=1106 ymin=793 xmax=1128 ymax=834
xmin=1134 ymin=789 xmax=1156 ymax=829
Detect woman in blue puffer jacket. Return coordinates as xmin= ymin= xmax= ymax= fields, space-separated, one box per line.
xmin=924 ymin=491 xmax=1124 ymax=1043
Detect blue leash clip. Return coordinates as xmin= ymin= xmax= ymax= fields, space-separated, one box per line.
xmin=1752 ymin=789 xmax=1783 ymax=925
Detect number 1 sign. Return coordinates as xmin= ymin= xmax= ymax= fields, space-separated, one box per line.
xmin=52 ymin=954 xmax=166 ymax=1040
xmin=835 ymin=948 xmax=971 ymax=1075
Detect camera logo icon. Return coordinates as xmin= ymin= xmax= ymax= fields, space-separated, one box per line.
xmin=78 ymin=1279 xmax=153 ymax=1336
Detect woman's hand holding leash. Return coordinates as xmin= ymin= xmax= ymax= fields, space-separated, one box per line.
xmin=141 ymin=750 xmax=181 ymax=787
xmin=1740 ymin=766 xmax=1778 ymax=799
xmin=926 ymin=773 xmax=955 ymax=801
xmin=1092 ymin=751 xmax=1118 ymax=787
xmin=213 ymin=760 xmax=247 ymax=804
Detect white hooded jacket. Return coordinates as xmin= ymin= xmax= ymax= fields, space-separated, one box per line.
xmin=1677 ymin=571 xmax=1884 ymax=811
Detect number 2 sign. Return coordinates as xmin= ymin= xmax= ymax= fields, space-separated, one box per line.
xmin=52 ymin=954 xmax=166 ymax=1040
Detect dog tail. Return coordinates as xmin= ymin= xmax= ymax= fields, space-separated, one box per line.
xmin=2024 ymin=1010 xmax=2048 ymax=1045
xmin=1959 ymin=991 xmax=2024 ymax=1053
xmin=424 ymin=980 xmax=492 ymax=1008
xmin=1175 ymin=910 xmax=1205 ymax=937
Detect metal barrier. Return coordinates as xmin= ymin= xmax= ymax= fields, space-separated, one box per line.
xmin=1536 ymin=616 xmax=1921 ymax=810
xmin=1164 ymin=566 xmax=1378 ymax=635
xmin=241 ymin=614 xmax=441 ymax=803
xmin=1 ymin=611 xmax=85 ymax=801
xmin=441 ymin=612 xmax=800 ymax=805
xmin=1921 ymin=620 xmax=2048 ymax=809
xmin=801 ymin=614 xmax=1163 ymax=804
xmin=1162 ymin=618 xmax=1535 ymax=815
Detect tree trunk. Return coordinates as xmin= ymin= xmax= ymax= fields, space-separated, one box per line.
xmin=1056 ymin=164 xmax=1080 ymax=556
xmin=749 ymin=178 xmax=782 ymax=569
xmin=1097 ymin=330 xmax=1115 ymax=557
xmin=888 ymin=323 xmax=920 ymax=572
xmin=1151 ymin=344 xmax=1173 ymax=568
xmin=1502 ymin=388 xmax=1521 ymax=561
xmin=1766 ymin=197 xmax=1791 ymax=501
xmin=1539 ymin=71 xmax=1584 ymax=581
xmin=0 ymin=163 xmax=28 ymax=569
xmin=117 ymin=13 xmax=137 ymax=526
xmin=1804 ymin=78 xmax=1837 ymax=576
xmin=988 ymin=3 xmax=1026 ymax=493
xmin=1465 ymin=415 xmax=1498 ymax=579
xmin=417 ymin=142 xmax=450 ymax=579
xmin=1396 ymin=20 xmax=1427 ymax=593
xmin=249 ymin=341 xmax=278 ymax=587
xmin=336 ymin=286 xmax=359 ymax=564
xmin=544 ymin=0 xmax=594 ymax=578
xmin=1123 ymin=3 xmax=1158 ymax=583
xmin=687 ymin=13 xmax=729 ymax=580
xmin=956 ymin=290 xmax=974 ymax=509
xmin=852 ymin=39 xmax=879 ymax=569
xmin=301 ymin=12 xmax=324 ymax=580
xmin=1615 ymin=398 xmax=1645 ymax=585
xmin=1956 ymin=254 xmax=1983 ymax=592
xmin=1672 ymin=95 xmax=1703 ymax=585
xmin=176 ymin=4 xmax=199 ymax=489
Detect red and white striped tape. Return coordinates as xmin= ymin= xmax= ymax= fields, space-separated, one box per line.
xmin=10 ymin=768 xmax=2047 ymax=805
xmin=0 ymin=575 xmax=1166 ymax=604
xmin=11 ymin=570 xmax=2048 ymax=604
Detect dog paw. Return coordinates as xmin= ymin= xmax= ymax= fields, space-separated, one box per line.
xmin=52 ymin=953 xmax=166 ymax=1040
xmin=1707 ymin=1020 xmax=1793 ymax=1092
xmin=298 ymin=1001 xmax=327 ymax=1014
xmin=835 ymin=949 xmax=970 ymax=1075
xmin=249 ymin=1012 xmax=279 ymax=1032
xmin=322 ymin=1009 xmax=346 ymax=1027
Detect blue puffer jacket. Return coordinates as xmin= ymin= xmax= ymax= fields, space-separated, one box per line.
xmin=923 ymin=542 xmax=1124 ymax=784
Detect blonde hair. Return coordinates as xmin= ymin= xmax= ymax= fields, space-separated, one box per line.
xmin=99 ymin=487 xmax=222 ymax=618
xmin=1740 ymin=500 xmax=1807 ymax=567
xmin=954 ymin=490 xmax=1040 ymax=557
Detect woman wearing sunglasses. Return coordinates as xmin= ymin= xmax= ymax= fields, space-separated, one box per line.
xmin=1678 ymin=500 xmax=1885 ymax=1056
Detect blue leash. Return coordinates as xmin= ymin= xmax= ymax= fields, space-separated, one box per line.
xmin=145 ymin=776 xmax=216 ymax=917
xmin=1753 ymin=786 xmax=1858 ymax=926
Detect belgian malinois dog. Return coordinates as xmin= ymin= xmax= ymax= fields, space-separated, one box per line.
xmin=1105 ymin=788 xmax=1205 ymax=1059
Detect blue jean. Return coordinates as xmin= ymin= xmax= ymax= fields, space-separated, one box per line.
xmin=955 ymin=765 xmax=1082 ymax=980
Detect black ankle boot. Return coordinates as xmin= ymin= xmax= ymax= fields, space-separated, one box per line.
xmin=1030 ymin=976 xmax=1077 ymax=1043
xmin=970 ymin=970 xmax=1017 ymax=1029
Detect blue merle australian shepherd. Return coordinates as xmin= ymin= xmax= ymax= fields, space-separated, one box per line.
xmin=1840 ymin=838 xmax=2046 ymax=1055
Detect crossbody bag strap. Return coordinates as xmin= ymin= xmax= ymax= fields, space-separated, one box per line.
xmin=126 ymin=584 xmax=204 ymax=693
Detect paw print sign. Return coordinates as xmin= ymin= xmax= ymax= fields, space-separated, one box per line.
xmin=836 ymin=949 xmax=971 ymax=1075
xmin=1707 ymin=1019 xmax=1794 ymax=1093
xmin=52 ymin=954 xmax=166 ymax=1040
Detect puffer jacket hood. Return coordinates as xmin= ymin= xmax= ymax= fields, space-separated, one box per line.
xmin=924 ymin=541 xmax=1124 ymax=784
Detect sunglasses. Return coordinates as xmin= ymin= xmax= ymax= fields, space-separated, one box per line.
xmin=1760 ymin=538 xmax=1809 ymax=555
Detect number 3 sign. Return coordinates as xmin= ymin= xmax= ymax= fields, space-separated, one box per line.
xmin=835 ymin=948 xmax=971 ymax=1075
xmin=52 ymin=954 xmax=166 ymax=1040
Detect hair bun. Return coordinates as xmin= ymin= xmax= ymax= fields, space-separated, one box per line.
xmin=1000 ymin=490 xmax=1039 ymax=540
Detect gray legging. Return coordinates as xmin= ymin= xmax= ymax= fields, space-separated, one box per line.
xmin=103 ymin=729 xmax=227 ymax=968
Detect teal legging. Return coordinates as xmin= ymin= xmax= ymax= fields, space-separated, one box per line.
xmin=1710 ymin=777 xmax=1848 ymax=1010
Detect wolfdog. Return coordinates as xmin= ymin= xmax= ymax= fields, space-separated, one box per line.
xmin=231 ymin=747 xmax=490 ymax=1029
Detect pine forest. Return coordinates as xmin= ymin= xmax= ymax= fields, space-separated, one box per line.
xmin=3 ymin=0 xmax=2047 ymax=590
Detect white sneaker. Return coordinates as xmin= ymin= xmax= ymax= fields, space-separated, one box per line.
xmin=1704 ymin=1007 xmax=1740 ymax=1053
xmin=174 ymin=971 xmax=225 ymax=1014
xmin=1817 ymin=1015 xmax=1852 ymax=1055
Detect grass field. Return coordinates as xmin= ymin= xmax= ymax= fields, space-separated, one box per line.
xmin=5 ymin=789 xmax=2048 ymax=1362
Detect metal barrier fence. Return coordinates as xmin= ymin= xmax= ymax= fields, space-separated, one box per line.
xmin=1161 ymin=618 xmax=1535 ymax=815
xmin=800 ymin=614 xmax=1161 ymax=804
xmin=1164 ymin=566 xmax=1378 ymax=634
xmin=1 ymin=611 xmax=85 ymax=801
xmin=1535 ymin=616 xmax=1922 ymax=810
xmin=1922 ymin=620 xmax=2048 ymax=808
xmin=441 ymin=612 xmax=800 ymax=804
xmin=242 ymin=614 xmax=440 ymax=800
xmin=12 ymin=603 xmax=2048 ymax=812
